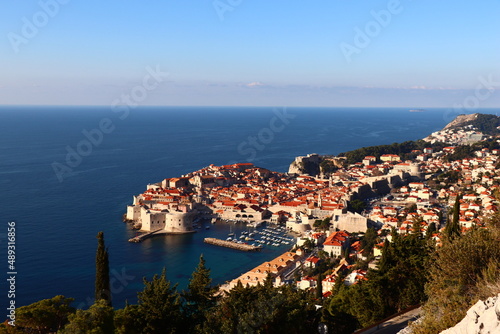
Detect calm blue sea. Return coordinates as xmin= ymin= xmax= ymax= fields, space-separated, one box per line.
xmin=0 ymin=106 xmax=498 ymax=310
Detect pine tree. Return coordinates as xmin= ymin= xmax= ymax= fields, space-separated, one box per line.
xmin=138 ymin=268 xmax=183 ymax=333
xmin=13 ymin=295 xmax=75 ymax=333
xmin=114 ymin=303 xmax=145 ymax=334
xmin=95 ymin=231 xmax=111 ymax=306
xmin=59 ymin=299 xmax=114 ymax=334
xmin=184 ymin=254 xmax=216 ymax=331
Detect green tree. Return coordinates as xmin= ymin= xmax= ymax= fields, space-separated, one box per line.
xmin=59 ymin=299 xmax=114 ymax=334
xmin=348 ymin=199 xmax=366 ymax=214
xmin=203 ymin=283 xmax=317 ymax=333
xmin=11 ymin=295 xmax=75 ymax=334
xmin=414 ymin=227 xmax=500 ymax=334
xmin=316 ymin=273 xmax=324 ymax=300
xmin=314 ymin=217 xmax=331 ymax=231
xmin=407 ymin=203 xmax=417 ymax=213
xmin=137 ymin=268 xmax=183 ymax=333
xmin=183 ymin=255 xmax=217 ymax=332
xmin=425 ymin=222 xmax=437 ymax=240
xmin=302 ymin=238 xmax=315 ymax=251
xmin=360 ymin=228 xmax=377 ymax=257
xmin=377 ymin=231 xmax=397 ymax=273
xmin=95 ymin=231 xmax=111 ymax=306
xmin=411 ymin=217 xmax=424 ymax=238
xmin=114 ymin=303 xmax=145 ymax=334
xmin=320 ymin=159 xmax=337 ymax=175
xmin=323 ymin=285 xmax=359 ymax=334
xmin=444 ymin=195 xmax=461 ymax=240
xmin=339 ymin=227 xmax=430 ymax=328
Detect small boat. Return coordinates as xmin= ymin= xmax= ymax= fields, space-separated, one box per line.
xmin=205 ymin=226 xmax=210 ymax=230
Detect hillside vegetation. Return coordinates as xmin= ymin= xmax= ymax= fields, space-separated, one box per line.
xmin=446 ymin=113 xmax=500 ymax=135
xmin=411 ymin=217 xmax=500 ymax=333
xmin=338 ymin=140 xmax=445 ymax=165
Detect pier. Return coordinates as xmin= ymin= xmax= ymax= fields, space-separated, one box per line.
xmin=204 ymin=238 xmax=261 ymax=252
xmin=128 ymin=229 xmax=164 ymax=243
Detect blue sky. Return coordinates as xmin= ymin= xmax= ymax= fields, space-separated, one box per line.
xmin=0 ymin=0 xmax=499 ymax=107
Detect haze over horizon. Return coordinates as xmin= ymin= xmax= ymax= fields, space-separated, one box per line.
xmin=1 ymin=1 xmax=499 ymax=108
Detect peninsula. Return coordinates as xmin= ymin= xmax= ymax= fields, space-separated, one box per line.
xmin=126 ymin=113 xmax=500 ymax=239
xmin=125 ymin=113 xmax=500 ymax=301
xmin=124 ymin=157 xmax=415 ymax=236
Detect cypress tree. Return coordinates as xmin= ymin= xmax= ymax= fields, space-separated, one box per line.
xmin=411 ymin=217 xmax=423 ymax=238
xmin=95 ymin=231 xmax=111 ymax=306
xmin=316 ymin=273 xmax=323 ymax=300
xmin=377 ymin=239 xmax=393 ymax=273
xmin=426 ymin=222 xmax=437 ymax=240
xmin=445 ymin=195 xmax=461 ymax=240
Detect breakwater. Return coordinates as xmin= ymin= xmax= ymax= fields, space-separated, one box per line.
xmin=128 ymin=229 xmax=164 ymax=243
xmin=204 ymin=238 xmax=261 ymax=252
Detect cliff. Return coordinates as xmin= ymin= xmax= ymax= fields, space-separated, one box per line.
xmin=288 ymin=154 xmax=345 ymax=176
xmin=288 ymin=153 xmax=321 ymax=175
xmin=440 ymin=293 xmax=500 ymax=333
xmin=443 ymin=113 xmax=480 ymax=130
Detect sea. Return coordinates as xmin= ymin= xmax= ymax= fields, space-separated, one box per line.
xmin=1 ymin=106 xmax=498 ymax=310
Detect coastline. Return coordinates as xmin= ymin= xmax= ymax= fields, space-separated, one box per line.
xmin=5 ymin=106 xmax=492 ymax=309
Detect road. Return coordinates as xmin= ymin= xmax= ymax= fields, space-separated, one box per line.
xmin=363 ymin=307 xmax=421 ymax=334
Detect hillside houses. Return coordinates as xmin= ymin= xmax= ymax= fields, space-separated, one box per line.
xmin=323 ymin=231 xmax=350 ymax=256
xmin=224 ymin=251 xmax=304 ymax=290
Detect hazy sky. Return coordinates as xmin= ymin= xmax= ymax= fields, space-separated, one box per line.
xmin=1 ymin=1 xmax=499 ymax=107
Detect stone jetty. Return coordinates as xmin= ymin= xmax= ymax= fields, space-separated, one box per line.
xmin=204 ymin=238 xmax=261 ymax=252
